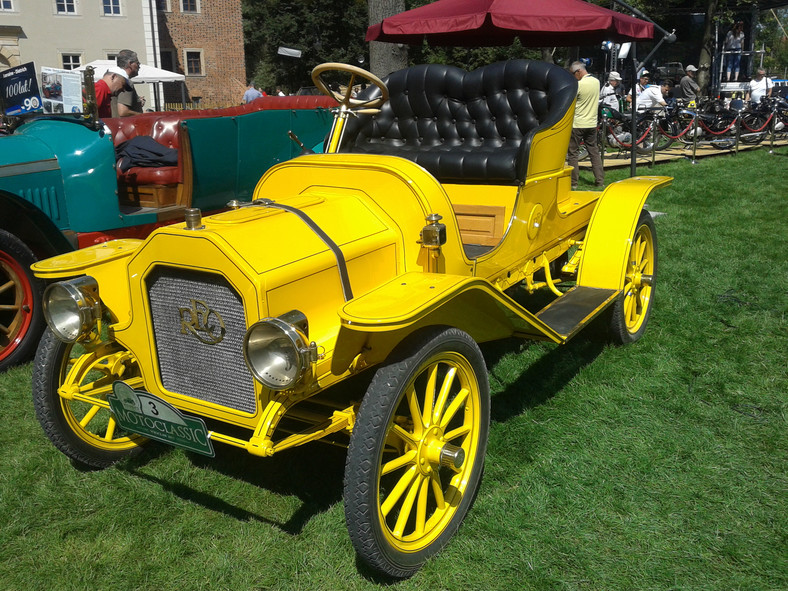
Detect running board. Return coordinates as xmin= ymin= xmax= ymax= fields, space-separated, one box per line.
xmin=535 ymin=286 xmax=619 ymax=341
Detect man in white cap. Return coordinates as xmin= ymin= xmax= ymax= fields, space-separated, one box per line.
xmin=626 ymin=70 xmax=650 ymax=110
xmin=95 ymin=67 xmax=128 ymax=118
xmin=679 ymin=65 xmax=701 ymax=101
xmin=599 ymin=71 xmax=623 ymax=111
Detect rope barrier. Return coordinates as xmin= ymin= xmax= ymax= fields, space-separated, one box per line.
xmin=740 ymin=112 xmax=774 ymax=133
xmin=698 ymin=116 xmax=738 ymax=135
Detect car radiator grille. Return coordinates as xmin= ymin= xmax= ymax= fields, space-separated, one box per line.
xmin=147 ymin=267 xmax=256 ymax=414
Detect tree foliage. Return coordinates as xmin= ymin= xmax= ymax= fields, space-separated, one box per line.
xmin=241 ymin=0 xmax=788 ymax=93
xmin=242 ymin=0 xmax=367 ymax=93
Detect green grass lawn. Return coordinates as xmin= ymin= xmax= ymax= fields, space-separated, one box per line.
xmin=1 ymin=147 xmax=786 ymax=590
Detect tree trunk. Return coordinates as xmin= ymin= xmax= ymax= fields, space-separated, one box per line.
xmin=697 ymin=0 xmax=719 ymax=93
xmin=368 ymin=0 xmax=408 ymax=77
xmin=540 ymin=48 xmax=555 ymax=64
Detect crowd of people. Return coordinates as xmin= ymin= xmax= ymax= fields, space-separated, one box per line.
xmin=92 ymin=48 xmax=146 ymax=118
xmin=568 ymin=57 xmax=778 ymax=189
xmin=242 ymin=82 xmax=286 ymax=103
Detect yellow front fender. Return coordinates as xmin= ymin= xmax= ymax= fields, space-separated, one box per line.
xmin=577 ymin=176 xmax=671 ymax=290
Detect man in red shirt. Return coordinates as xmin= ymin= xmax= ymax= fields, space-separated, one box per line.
xmin=94 ymin=67 xmax=128 ymax=118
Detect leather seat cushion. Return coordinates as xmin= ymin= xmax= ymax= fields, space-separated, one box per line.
xmin=341 ymin=60 xmax=577 ymax=184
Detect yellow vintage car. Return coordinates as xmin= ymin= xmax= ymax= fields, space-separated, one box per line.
xmin=31 ymin=61 xmax=670 ymax=578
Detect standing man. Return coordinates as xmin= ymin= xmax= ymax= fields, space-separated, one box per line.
xmin=745 ymin=69 xmax=774 ymax=104
xmin=679 ymin=65 xmax=700 ymax=101
xmin=242 ymin=81 xmax=262 ymax=104
xmin=567 ymin=61 xmax=603 ymax=190
xmin=114 ymin=49 xmax=145 ymax=116
xmin=95 ymin=67 xmax=128 ymax=118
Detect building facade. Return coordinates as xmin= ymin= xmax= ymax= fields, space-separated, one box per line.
xmin=156 ymin=0 xmax=246 ymax=106
xmin=0 ymin=0 xmax=245 ymax=110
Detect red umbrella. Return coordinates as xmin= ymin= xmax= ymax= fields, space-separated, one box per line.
xmin=367 ymin=0 xmax=654 ymax=46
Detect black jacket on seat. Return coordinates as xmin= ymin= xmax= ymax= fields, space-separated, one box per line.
xmin=340 ymin=60 xmax=577 ymax=185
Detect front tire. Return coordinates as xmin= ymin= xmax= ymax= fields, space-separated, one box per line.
xmin=344 ymin=327 xmax=490 ymax=578
xmin=0 ymin=229 xmax=46 ymax=372
xmin=32 ymin=328 xmax=147 ymax=469
xmin=609 ymin=210 xmax=658 ymax=344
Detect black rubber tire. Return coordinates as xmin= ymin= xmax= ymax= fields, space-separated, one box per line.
xmin=344 ymin=327 xmax=490 ymax=579
xmin=740 ymin=113 xmax=768 ymax=145
xmin=708 ymin=114 xmax=737 ymax=150
xmin=609 ymin=210 xmax=658 ymax=345
xmin=0 ymin=229 xmax=46 ymax=372
xmin=32 ymin=328 xmax=146 ymax=469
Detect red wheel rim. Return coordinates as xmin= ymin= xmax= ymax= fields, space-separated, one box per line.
xmin=0 ymin=251 xmax=35 ymax=363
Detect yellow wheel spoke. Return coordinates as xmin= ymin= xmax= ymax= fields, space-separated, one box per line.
xmin=381 ymin=449 xmax=417 ymax=476
xmin=0 ymin=304 xmax=20 ymax=311
xmin=414 ymin=475 xmax=431 ymax=536
xmin=0 ymin=323 xmax=9 ymax=335
xmin=105 ymin=417 xmax=117 ymax=441
xmin=440 ymin=387 xmax=469 ymax=430
xmin=444 ymin=423 xmax=471 ymax=443
xmin=636 ymin=234 xmax=647 ymax=262
xmin=381 ymin=465 xmax=418 ymax=518
xmin=423 ymin=364 xmax=438 ymax=427
xmin=405 ymin=386 xmax=425 ymax=435
xmin=393 ymin=473 xmax=424 ymax=537
xmin=79 ymin=404 xmax=101 ymax=428
xmin=433 ymin=366 xmax=456 ymax=424
xmin=0 ymin=279 xmax=14 ymax=295
xmin=430 ymin=470 xmax=445 ymax=510
xmin=390 ymin=423 xmax=418 ymax=448
xmin=628 ymin=294 xmax=639 ymax=323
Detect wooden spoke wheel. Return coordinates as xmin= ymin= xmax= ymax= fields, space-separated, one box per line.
xmin=344 ymin=328 xmax=489 ymax=578
xmin=609 ymin=209 xmax=658 ymax=344
xmin=32 ymin=329 xmax=147 ymax=469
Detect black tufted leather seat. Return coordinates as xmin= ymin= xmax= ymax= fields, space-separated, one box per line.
xmin=340 ymin=60 xmax=577 ymax=185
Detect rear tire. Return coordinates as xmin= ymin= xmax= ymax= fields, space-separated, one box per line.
xmin=609 ymin=210 xmax=657 ymax=344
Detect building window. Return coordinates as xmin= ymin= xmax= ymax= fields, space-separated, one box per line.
xmin=56 ymin=0 xmax=76 ymax=14
xmin=181 ymin=0 xmax=199 ymax=13
xmin=0 ymin=1 xmax=14 ymax=12
xmin=160 ymin=49 xmax=176 ymax=72
xmin=61 ymin=54 xmax=81 ymax=70
xmin=107 ymin=53 xmax=118 ymax=62
xmin=156 ymin=0 xmax=171 ymax=11
xmin=103 ymin=0 xmax=121 ymax=16
xmin=185 ymin=50 xmax=203 ymax=75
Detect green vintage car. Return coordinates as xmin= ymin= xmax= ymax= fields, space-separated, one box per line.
xmin=0 ymin=93 xmax=334 ymax=371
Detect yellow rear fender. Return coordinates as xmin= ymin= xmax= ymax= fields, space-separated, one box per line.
xmin=577 ymin=176 xmax=672 ymax=290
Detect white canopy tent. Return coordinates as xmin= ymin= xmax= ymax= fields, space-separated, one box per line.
xmin=78 ymin=60 xmax=186 ymax=111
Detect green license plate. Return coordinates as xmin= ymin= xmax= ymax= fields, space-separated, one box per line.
xmin=109 ymin=381 xmax=214 ymax=457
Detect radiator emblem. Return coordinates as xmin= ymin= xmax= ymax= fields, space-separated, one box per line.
xmin=179 ymin=299 xmax=226 ymax=345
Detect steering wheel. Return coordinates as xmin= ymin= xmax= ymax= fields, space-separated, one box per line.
xmin=311 ymin=63 xmax=389 ymax=112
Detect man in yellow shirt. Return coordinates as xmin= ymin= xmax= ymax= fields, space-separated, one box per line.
xmin=567 ymin=61 xmax=604 ymax=190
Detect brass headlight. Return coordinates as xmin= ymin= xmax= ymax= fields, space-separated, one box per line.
xmin=243 ymin=311 xmax=317 ymax=390
xmin=42 ymin=276 xmax=101 ymax=343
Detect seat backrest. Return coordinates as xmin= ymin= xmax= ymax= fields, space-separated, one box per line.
xmin=340 ymin=60 xmax=577 ymax=184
